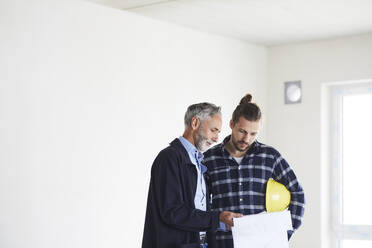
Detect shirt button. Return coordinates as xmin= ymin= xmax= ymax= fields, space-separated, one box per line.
xmin=240 ymin=198 xmax=243 ymax=201
xmin=238 ymin=166 xmax=241 ymax=170
xmin=239 ymin=183 xmax=242 ymax=186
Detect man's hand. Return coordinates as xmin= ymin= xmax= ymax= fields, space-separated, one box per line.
xmin=219 ymin=211 xmax=243 ymax=227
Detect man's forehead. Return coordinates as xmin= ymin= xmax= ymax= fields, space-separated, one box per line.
xmin=235 ymin=119 xmax=259 ymax=129
xmin=204 ymin=114 xmax=222 ymax=125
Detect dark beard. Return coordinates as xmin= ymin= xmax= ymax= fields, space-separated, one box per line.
xmin=232 ymin=137 xmax=250 ymax=152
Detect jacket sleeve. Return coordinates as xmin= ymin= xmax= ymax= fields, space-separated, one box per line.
xmin=272 ymin=151 xmax=305 ymax=239
xmin=151 ymin=149 xmax=220 ymax=232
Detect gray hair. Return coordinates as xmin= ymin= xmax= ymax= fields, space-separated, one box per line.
xmin=184 ymin=102 xmax=221 ymax=127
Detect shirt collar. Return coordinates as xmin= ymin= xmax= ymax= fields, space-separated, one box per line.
xmin=178 ymin=136 xmax=205 ymax=165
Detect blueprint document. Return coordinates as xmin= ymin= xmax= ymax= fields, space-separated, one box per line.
xmin=231 ymin=210 xmax=292 ymax=248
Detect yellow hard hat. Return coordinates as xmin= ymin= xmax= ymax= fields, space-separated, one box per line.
xmin=265 ymin=179 xmax=291 ymax=212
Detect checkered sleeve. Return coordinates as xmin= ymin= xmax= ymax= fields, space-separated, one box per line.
xmin=272 ymin=150 xmax=305 ymax=239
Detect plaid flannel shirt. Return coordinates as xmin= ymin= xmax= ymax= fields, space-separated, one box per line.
xmin=203 ymin=136 xmax=305 ymax=247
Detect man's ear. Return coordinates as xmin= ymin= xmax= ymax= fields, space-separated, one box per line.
xmin=229 ymin=119 xmax=234 ymax=130
xmin=191 ymin=116 xmax=200 ymax=130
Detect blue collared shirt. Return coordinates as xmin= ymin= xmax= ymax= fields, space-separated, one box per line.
xmin=179 ymin=136 xmax=226 ymax=234
xmin=179 ymin=136 xmax=207 ymax=212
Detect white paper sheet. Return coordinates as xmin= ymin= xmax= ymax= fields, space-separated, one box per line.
xmin=231 ymin=210 xmax=292 ymax=248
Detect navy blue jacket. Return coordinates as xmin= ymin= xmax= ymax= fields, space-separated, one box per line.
xmin=142 ymin=138 xmax=220 ymax=248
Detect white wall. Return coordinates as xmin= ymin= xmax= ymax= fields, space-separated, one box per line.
xmin=267 ymin=34 xmax=372 ymax=248
xmin=0 ymin=1 xmax=267 ymax=247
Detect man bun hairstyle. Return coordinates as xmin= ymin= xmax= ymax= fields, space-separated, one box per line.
xmin=232 ymin=93 xmax=261 ymax=123
xmin=239 ymin=94 xmax=252 ymax=105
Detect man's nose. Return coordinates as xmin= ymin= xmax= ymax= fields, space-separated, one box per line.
xmin=212 ymin=134 xmax=219 ymax=142
xmin=243 ymin=134 xmax=250 ymax=143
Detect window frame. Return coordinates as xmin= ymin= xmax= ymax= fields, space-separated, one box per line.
xmin=331 ymin=82 xmax=372 ymax=247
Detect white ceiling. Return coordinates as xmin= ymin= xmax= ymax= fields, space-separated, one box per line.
xmin=92 ymin=0 xmax=372 ymax=46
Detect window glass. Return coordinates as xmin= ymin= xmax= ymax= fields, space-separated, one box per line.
xmin=343 ymin=239 xmax=372 ymax=248
xmin=342 ymin=94 xmax=372 ymax=225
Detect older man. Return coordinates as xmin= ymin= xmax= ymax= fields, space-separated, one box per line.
xmin=142 ymin=103 xmax=242 ymax=248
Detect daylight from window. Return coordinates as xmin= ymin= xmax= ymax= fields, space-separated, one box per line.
xmin=343 ymin=93 xmax=372 ymax=225
xmin=341 ymin=92 xmax=372 ymax=248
